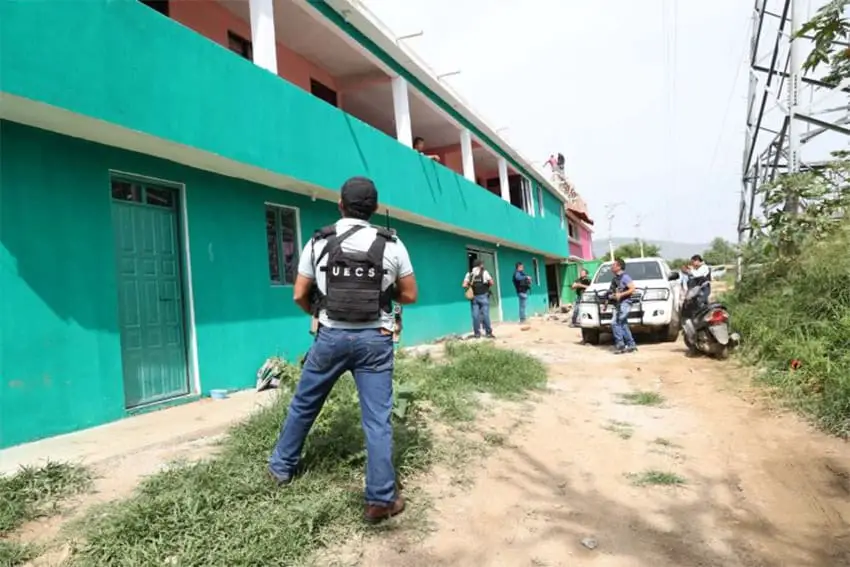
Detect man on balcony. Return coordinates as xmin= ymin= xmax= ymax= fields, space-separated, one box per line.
xmin=413 ymin=136 xmax=440 ymax=162
xmin=268 ymin=177 xmax=418 ymax=524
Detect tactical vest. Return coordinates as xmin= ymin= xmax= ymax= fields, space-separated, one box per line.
xmin=470 ymin=269 xmax=490 ymax=296
xmin=312 ymin=224 xmax=394 ymax=323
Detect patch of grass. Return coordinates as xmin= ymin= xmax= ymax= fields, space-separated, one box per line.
xmin=0 ymin=540 xmax=40 ymax=566
xmin=728 ymin=225 xmax=850 ymax=437
xmin=618 ymin=390 xmax=665 ymax=407
xmin=67 ymin=342 xmax=547 ymax=566
xmin=603 ymin=420 xmax=634 ymax=440
xmin=0 ymin=461 xmax=92 ymax=536
xmin=627 ymin=470 xmax=686 ymax=487
xmin=651 ymin=437 xmax=679 ymax=448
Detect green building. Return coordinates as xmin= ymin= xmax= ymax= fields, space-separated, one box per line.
xmin=0 ymin=0 xmax=581 ymax=448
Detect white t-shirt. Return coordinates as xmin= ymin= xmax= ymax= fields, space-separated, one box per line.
xmin=298 ymin=218 xmax=414 ymax=332
xmin=690 ymin=264 xmax=710 ymax=279
xmin=463 ymin=268 xmax=493 ymax=290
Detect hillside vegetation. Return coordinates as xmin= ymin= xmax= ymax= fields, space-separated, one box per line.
xmin=727 ymin=222 xmax=850 ymax=436
xmin=725 ymin=1 xmax=850 ymax=437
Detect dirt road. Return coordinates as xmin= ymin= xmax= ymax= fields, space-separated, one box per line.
xmin=337 ymin=320 xmax=850 ymax=567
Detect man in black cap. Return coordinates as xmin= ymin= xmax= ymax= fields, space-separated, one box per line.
xmin=268 ymin=176 xmax=418 ymax=523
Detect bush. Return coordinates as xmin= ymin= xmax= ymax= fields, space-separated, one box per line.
xmin=728 ymin=224 xmax=850 ymax=436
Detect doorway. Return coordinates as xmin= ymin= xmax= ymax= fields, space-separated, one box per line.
xmin=466 ymin=246 xmax=502 ymax=323
xmin=110 ymin=177 xmax=191 ymax=409
xmin=545 ymin=262 xmax=561 ymax=309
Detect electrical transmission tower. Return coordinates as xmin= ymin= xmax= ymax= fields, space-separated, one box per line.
xmin=738 ymin=0 xmax=850 ymax=255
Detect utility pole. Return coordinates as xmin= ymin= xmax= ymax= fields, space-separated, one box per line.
xmin=634 ymin=213 xmax=645 ymax=258
xmin=785 ymin=0 xmax=803 ymax=214
xmin=605 ymin=202 xmax=624 ymax=261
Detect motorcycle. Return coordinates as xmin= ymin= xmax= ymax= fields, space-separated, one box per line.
xmin=679 ymin=281 xmax=740 ymax=359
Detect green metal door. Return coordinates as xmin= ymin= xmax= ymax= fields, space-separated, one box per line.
xmin=111 ymin=179 xmax=189 ymax=408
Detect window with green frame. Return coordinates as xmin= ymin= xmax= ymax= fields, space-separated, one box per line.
xmin=265 ymin=204 xmax=300 ymax=285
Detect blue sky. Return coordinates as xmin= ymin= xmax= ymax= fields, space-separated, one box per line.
xmin=361 ymin=0 xmax=753 ymax=243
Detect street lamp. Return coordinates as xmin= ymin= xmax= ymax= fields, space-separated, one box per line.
xmin=396 ymin=31 xmax=424 ymax=43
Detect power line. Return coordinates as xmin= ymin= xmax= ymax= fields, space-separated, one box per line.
xmin=706 ymin=17 xmax=753 ymax=183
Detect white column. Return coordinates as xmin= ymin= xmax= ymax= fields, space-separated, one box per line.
xmin=391 ymin=76 xmax=413 ymax=147
xmin=498 ymin=157 xmax=510 ymax=202
xmin=249 ymin=0 xmax=278 ymax=73
xmin=460 ymin=129 xmax=475 ymax=182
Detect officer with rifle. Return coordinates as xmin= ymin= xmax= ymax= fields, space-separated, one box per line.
xmin=268 ymin=177 xmax=418 ymax=524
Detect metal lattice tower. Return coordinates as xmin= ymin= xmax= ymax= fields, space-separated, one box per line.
xmin=738 ymin=0 xmax=850 ymax=252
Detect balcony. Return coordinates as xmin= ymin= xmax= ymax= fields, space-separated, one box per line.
xmin=0 ymin=0 xmax=568 ymax=256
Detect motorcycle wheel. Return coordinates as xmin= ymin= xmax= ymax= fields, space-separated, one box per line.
xmin=715 ymin=346 xmax=730 ymax=360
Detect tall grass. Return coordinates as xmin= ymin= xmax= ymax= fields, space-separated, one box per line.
xmin=66 ymin=342 xmax=547 ymax=567
xmin=727 ymin=225 xmax=850 ymax=437
xmin=0 ymin=461 xmax=92 ymax=566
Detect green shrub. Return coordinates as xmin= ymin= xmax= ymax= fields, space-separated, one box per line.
xmin=728 ymin=225 xmax=850 ymax=436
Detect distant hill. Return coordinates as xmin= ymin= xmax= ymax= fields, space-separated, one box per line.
xmin=591 ymin=238 xmax=710 ymax=261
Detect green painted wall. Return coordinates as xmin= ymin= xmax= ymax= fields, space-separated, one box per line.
xmin=0 ymin=0 xmax=568 ymax=258
xmin=0 ymin=122 xmax=552 ymax=448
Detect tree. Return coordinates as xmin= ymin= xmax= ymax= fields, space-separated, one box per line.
xmin=701 ymin=238 xmax=737 ymax=266
xmin=669 ymin=257 xmax=691 ymax=270
xmin=601 ymin=239 xmax=661 ymax=261
xmin=798 ymin=0 xmax=850 ymax=86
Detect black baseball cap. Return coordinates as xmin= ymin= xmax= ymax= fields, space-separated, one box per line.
xmin=340 ymin=176 xmax=378 ymax=216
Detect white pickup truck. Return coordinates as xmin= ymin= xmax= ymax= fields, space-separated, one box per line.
xmin=576 ymin=257 xmax=681 ymax=345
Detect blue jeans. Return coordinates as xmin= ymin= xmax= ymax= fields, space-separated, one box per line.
xmin=611 ymin=301 xmax=636 ymax=349
xmin=517 ymin=292 xmax=528 ymax=322
xmin=471 ymin=294 xmax=492 ymax=336
xmin=571 ymin=299 xmax=581 ymax=325
xmin=269 ymin=327 xmax=396 ymax=505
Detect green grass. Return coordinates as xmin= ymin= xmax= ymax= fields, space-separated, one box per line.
xmin=627 ymin=470 xmax=686 ymax=487
xmin=603 ymin=420 xmax=634 ymax=440
xmin=728 ymin=225 xmax=850 ymax=437
xmin=0 ymin=461 xmax=92 ymax=536
xmin=0 ymin=540 xmax=40 ymax=566
xmin=65 ymin=342 xmax=546 ymax=567
xmin=617 ymin=391 xmax=665 ymax=407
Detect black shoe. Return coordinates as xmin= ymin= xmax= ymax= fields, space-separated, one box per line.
xmin=613 ymin=346 xmax=626 ymax=355
xmin=268 ymin=467 xmax=294 ymax=486
xmin=485 ymin=333 xmax=496 ymax=339
xmin=625 ymin=345 xmax=638 ymax=353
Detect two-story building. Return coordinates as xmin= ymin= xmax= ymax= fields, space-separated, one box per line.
xmin=0 ymin=0 xmax=583 ymax=448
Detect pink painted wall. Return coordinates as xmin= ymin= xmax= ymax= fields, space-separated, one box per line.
xmin=578 ymin=225 xmax=594 ymax=259
xmin=170 ymin=1 xmax=339 ymax=98
xmin=568 ymin=223 xmax=593 ymax=259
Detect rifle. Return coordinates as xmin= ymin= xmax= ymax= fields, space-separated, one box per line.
xmin=386 ymin=209 xmax=403 ymax=345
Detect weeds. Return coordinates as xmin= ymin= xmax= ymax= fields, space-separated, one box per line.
xmin=0 ymin=540 xmax=39 ymax=566
xmin=603 ymin=420 xmax=634 ymax=440
xmin=66 ymin=341 xmax=546 ymax=566
xmin=618 ymin=391 xmax=665 ymax=407
xmin=729 ymin=223 xmax=850 ymax=437
xmin=0 ymin=461 xmax=92 ymax=535
xmin=627 ymin=470 xmax=686 ymax=487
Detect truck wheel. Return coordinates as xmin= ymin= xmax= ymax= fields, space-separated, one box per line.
xmin=581 ymin=328 xmax=601 ymax=345
xmin=661 ymin=313 xmax=681 ymax=342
